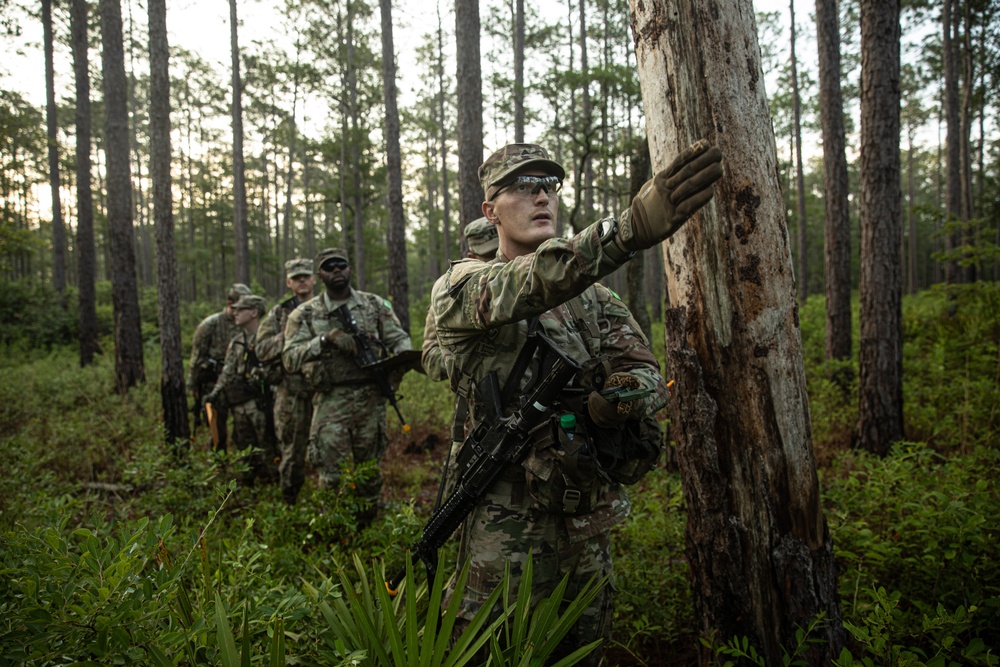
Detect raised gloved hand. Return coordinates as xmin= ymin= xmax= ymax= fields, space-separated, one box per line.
xmin=615 ymin=139 xmax=724 ymax=253
xmin=588 ymin=372 xmax=643 ymax=428
xmin=324 ymin=328 xmax=359 ymax=357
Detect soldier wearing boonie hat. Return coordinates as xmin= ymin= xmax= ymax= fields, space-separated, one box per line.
xmin=188 ymin=282 xmax=254 ymax=452
xmin=428 ymin=138 xmax=724 ymax=666
xmin=255 ymin=257 xmax=318 ymax=505
xmin=283 ymin=247 xmax=413 ymax=524
xmin=206 ymin=291 xmax=280 ymax=486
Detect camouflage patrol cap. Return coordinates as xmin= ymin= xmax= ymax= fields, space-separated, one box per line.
xmin=231 ymin=294 xmax=266 ymax=315
xmin=285 ymin=258 xmax=314 ymax=279
xmin=479 ymin=144 xmax=566 ymax=201
xmin=315 ymin=248 xmax=349 ymax=267
xmin=464 ymin=217 xmax=499 ymax=257
xmin=227 ymin=283 xmax=252 ymax=304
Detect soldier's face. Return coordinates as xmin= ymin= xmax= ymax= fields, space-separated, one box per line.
xmin=286 ymin=273 xmax=316 ymax=300
xmin=233 ymin=308 xmax=256 ymax=327
xmin=483 ymin=170 xmax=559 ymax=257
xmin=318 ymin=259 xmax=351 ymax=291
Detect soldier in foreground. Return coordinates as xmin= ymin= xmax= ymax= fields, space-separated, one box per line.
xmin=427 ymin=141 xmax=722 ymax=664
xmin=255 ymin=258 xmax=317 ymax=505
xmin=205 ymin=294 xmax=280 ymax=485
xmin=187 ymin=283 xmax=252 ymax=451
xmin=282 ymin=248 xmax=412 ymax=526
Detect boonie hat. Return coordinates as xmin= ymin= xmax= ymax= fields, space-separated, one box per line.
xmin=232 ymin=294 xmax=266 ymax=315
xmin=227 ymin=283 xmax=252 ymax=304
xmin=285 ymin=258 xmax=314 ymax=279
xmin=316 ymin=248 xmax=349 ymax=267
xmin=464 ymin=217 xmax=499 ymax=257
xmin=479 ymin=144 xmax=566 ymax=201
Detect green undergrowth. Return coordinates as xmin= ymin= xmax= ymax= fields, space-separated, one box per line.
xmin=0 ymin=285 xmax=998 ymax=665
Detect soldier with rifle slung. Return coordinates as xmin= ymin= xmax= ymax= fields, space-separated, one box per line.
xmin=204 ymin=294 xmax=280 ymax=485
xmin=187 ymin=283 xmax=252 ymax=451
xmin=255 ymin=258 xmax=317 ymax=505
xmin=282 ymin=248 xmax=413 ymax=527
xmin=424 ymin=141 xmax=723 ymax=665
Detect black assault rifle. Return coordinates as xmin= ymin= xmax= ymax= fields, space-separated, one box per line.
xmin=332 ymin=303 xmax=411 ymax=434
xmin=385 ymin=331 xmax=581 ymax=596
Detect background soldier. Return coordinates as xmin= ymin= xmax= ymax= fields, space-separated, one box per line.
xmin=187 ymin=283 xmax=252 ymax=451
xmin=427 ymin=141 xmax=722 ymax=664
xmin=255 ymin=258 xmax=316 ymax=505
xmin=422 ymin=216 xmax=499 ymax=503
xmin=283 ymin=248 xmax=412 ymax=527
xmin=205 ymin=294 xmax=280 ymax=485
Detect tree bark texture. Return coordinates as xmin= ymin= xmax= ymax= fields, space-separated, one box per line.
xmin=815 ymin=0 xmax=851 ymax=362
xmin=43 ymin=0 xmax=67 ymax=294
xmin=942 ymin=0 xmax=960 ymax=284
xmin=857 ymin=0 xmax=903 ymax=456
xmin=380 ymin=0 xmax=410 ymax=332
xmin=100 ymin=0 xmax=146 ymax=393
xmin=455 ymin=0 xmax=484 ymax=239
xmin=628 ymin=0 xmax=844 ymax=663
xmin=230 ymin=0 xmax=250 ymax=285
xmin=71 ymin=0 xmax=101 ymax=367
xmin=148 ymin=0 xmax=189 ymax=445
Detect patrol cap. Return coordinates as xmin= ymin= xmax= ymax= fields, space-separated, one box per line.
xmin=316 ymin=248 xmax=349 ymax=268
xmin=227 ymin=283 xmax=252 ymax=304
xmin=285 ymin=258 xmax=314 ymax=279
xmin=231 ymin=294 xmax=266 ymax=315
xmin=464 ymin=217 xmax=499 ymax=257
xmin=479 ymin=144 xmax=566 ymax=201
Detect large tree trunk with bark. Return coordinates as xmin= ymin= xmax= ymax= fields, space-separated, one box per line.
xmin=815 ymin=0 xmax=852 ymax=363
xmin=71 ymin=0 xmax=100 ymax=367
xmin=147 ymin=0 xmax=189 ymax=446
xmin=43 ymin=0 xmax=67 ymax=294
xmin=628 ymin=0 xmax=844 ymax=664
xmin=100 ymin=0 xmax=146 ymax=393
xmin=455 ymin=0 xmax=484 ymax=245
xmin=857 ymin=0 xmax=903 ymax=456
xmin=229 ymin=0 xmax=250 ymax=284
xmin=380 ymin=0 xmax=410 ymax=332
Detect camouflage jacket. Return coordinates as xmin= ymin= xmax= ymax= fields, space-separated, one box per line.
xmin=187 ymin=310 xmax=237 ymax=391
xmin=428 ymin=222 xmax=668 ymax=531
xmin=421 ymin=273 xmax=451 ymax=383
xmin=213 ymin=329 xmax=269 ymax=406
xmin=255 ymin=295 xmax=310 ymax=395
xmin=283 ymin=289 xmax=412 ymax=390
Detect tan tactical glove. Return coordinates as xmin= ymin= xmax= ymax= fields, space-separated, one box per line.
xmin=615 ymin=139 xmax=724 ymax=253
xmin=324 ymin=328 xmax=359 ymax=357
xmin=588 ymin=372 xmax=643 ymax=428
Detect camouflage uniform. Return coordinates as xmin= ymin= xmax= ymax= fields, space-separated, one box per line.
xmin=210 ymin=295 xmax=280 ymax=484
xmin=283 ymin=288 xmax=412 ymax=507
xmin=256 ymin=289 xmax=313 ymax=504
xmin=429 ymin=223 xmax=667 ymax=665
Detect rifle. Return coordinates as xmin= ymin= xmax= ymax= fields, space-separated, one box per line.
xmin=385 ymin=331 xmax=581 ymax=596
xmin=332 ymin=303 xmax=411 ymax=433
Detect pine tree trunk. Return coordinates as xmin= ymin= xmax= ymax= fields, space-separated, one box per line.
xmin=857 ymin=0 xmax=903 ymax=456
xmin=229 ymin=0 xmax=250 ymax=284
xmin=71 ymin=0 xmax=100 ymax=366
xmin=943 ymin=0 xmax=960 ymax=285
xmin=147 ymin=0 xmax=189 ymax=445
xmin=380 ymin=0 xmax=410 ymax=332
xmin=626 ymin=141 xmax=652 ymax=340
xmin=437 ymin=5 xmax=452 ymax=264
xmin=815 ymin=0 xmax=852 ymax=363
xmin=99 ymin=0 xmax=146 ymax=393
xmin=629 ymin=0 xmax=844 ymax=663
xmin=43 ymin=0 xmax=67 ymax=294
xmin=455 ymin=0 xmax=484 ymax=243
xmin=514 ymin=0 xmax=525 ymax=143
xmin=790 ymin=0 xmax=808 ymax=303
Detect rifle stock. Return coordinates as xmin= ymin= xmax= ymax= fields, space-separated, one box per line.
xmin=333 ymin=304 xmax=411 ymax=433
xmin=385 ymin=331 xmax=580 ymax=596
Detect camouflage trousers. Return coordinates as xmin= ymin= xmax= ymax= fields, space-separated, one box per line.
xmin=308 ymin=384 xmax=388 ymax=505
xmin=231 ymin=399 xmax=280 ymax=485
xmin=274 ymin=386 xmax=313 ymax=504
xmin=450 ymin=476 xmax=615 ymax=667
